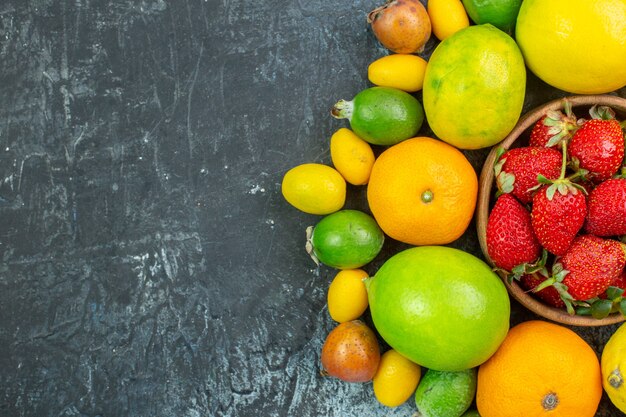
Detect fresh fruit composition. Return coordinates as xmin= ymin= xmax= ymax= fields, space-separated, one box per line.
xmin=484 ymin=100 xmax=626 ymax=318
xmin=414 ymin=368 xmax=477 ymax=417
xmin=306 ymin=209 xmax=384 ymax=269
xmin=516 ymin=0 xmax=626 ymax=94
xmin=367 ymin=246 xmax=510 ymax=371
xmin=427 ymin=0 xmax=469 ymax=41
xmin=327 ymin=269 xmax=369 ymax=323
xmin=331 ymin=86 xmax=424 ymax=146
xmin=367 ymin=136 xmax=478 ymax=246
xmin=329 ymin=128 xmax=375 ymax=186
xmin=367 ymin=0 xmax=432 ymax=53
xmin=367 ymin=53 xmax=427 ymax=93
xmin=280 ymin=2 xmax=626 ymax=415
xmin=321 ymin=320 xmax=381 ymax=383
xmin=281 ymin=163 xmax=346 ymax=215
xmin=477 ymin=321 xmax=603 ymax=417
xmin=462 ymin=0 xmax=522 ymax=34
xmin=372 ymin=349 xmax=421 ymax=407
xmin=423 ymin=24 xmax=526 ymax=149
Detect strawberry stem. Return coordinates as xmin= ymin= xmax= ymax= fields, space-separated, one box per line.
xmin=559 ymin=139 xmax=568 ymax=180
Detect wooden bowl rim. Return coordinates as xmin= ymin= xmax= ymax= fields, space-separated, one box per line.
xmin=477 ymin=94 xmax=626 ymax=327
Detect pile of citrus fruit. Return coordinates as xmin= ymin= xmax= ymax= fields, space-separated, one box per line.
xmin=280 ymin=0 xmax=626 ymax=415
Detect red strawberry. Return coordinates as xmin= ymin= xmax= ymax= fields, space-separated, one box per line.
xmin=494 ymin=146 xmax=562 ymax=204
xmin=560 ymin=235 xmax=626 ymax=301
xmin=520 ymin=273 xmax=565 ymax=308
xmin=611 ymin=269 xmax=626 ymax=291
xmin=599 ymin=269 xmax=626 ymax=300
xmin=486 ymin=194 xmax=542 ymax=271
xmin=529 ymin=102 xmax=579 ymax=148
xmin=531 ymin=182 xmax=587 ymax=256
xmin=568 ymin=106 xmax=624 ymax=182
xmin=585 ymin=178 xmax=626 ymax=237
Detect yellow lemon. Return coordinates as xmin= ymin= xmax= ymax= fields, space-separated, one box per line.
xmin=281 ymin=163 xmax=346 ymax=215
xmin=373 ymin=349 xmax=421 ymax=407
xmin=601 ymin=322 xmax=626 ymax=413
xmin=428 ymin=0 xmax=470 ymax=40
xmin=367 ymin=54 xmax=428 ymax=93
xmin=327 ymin=269 xmax=369 ymax=323
xmin=330 ymin=128 xmax=375 ymax=185
xmin=516 ymin=0 xmax=626 ymax=94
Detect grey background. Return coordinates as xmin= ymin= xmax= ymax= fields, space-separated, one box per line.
xmin=0 ymin=0 xmax=624 ymax=416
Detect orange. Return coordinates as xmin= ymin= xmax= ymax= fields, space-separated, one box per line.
xmin=366 ymin=136 xmax=477 ymax=246
xmin=476 ymin=320 xmax=603 ymax=417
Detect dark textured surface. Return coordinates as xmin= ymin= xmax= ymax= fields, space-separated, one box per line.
xmin=0 ymin=1 xmax=625 ymax=416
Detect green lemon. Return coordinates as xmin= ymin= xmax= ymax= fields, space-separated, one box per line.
xmin=423 ymin=24 xmax=525 ymax=149
xmin=367 ymin=246 xmax=510 ymax=371
xmin=462 ymin=0 xmax=522 ymax=34
xmin=331 ymin=86 xmax=424 ymax=146
xmin=415 ymin=368 xmax=477 ymax=417
xmin=306 ymin=209 xmax=384 ymax=269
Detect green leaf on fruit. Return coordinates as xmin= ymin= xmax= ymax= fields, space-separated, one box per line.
xmin=606 ymin=286 xmax=625 ymax=301
xmin=591 ymin=299 xmax=613 ymax=319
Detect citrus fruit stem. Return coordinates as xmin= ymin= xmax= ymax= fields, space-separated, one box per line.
xmin=331 ymin=99 xmax=353 ymax=120
xmin=542 ymin=392 xmax=559 ymax=411
xmin=366 ymin=1 xmax=392 ymax=24
xmin=420 ymin=189 xmax=434 ymax=203
xmin=609 ymin=369 xmax=624 ymax=389
xmin=305 ymin=226 xmax=320 ymax=266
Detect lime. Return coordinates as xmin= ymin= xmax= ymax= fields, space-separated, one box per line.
xmin=461 ymin=410 xmax=482 ymax=417
xmin=516 ymin=0 xmax=626 ymax=94
xmin=367 ymin=246 xmax=510 ymax=371
xmin=423 ymin=24 xmax=525 ymax=149
xmin=281 ymin=163 xmax=346 ymax=215
xmin=461 ymin=0 xmax=522 ymax=34
xmin=306 ymin=209 xmax=384 ymax=269
xmin=331 ymin=86 xmax=424 ymax=146
xmin=415 ymin=368 xmax=477 ymax=417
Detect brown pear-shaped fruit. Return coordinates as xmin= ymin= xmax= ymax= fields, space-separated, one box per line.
xmin=367 ymin=0 xmax=432 ymax=53
xmin=321 ymin=320 xmax=381 ymax=382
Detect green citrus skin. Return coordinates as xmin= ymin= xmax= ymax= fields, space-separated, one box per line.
xmin=415 ymin=368 xmax=477 ymax=417
xmin=367 ymin=246 xmax=510 ymax=371
xmin=462 ymin=0 xmax=522 ymax=34
xmin=331 ymin=86 xmax=424 ymax=146
xmin=307 ymin=209 xmax=384 ymax=269
xmin=423 ymin=24 xmax=526 ymax=149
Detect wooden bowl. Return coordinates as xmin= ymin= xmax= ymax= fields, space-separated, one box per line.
xmin=477 ymin=95 xmax=626 ymax=327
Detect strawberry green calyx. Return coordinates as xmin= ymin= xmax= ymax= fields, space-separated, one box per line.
xmin=330 ymin=99 xmax=353 ymax=120
xmin=589 ymin=104 xmax=616 ymax=121
xmin=532 ymin=262 xmax=578 ymax=315
xmin=493 ymin=147 xmax=514 ymax=196
xmin=543 ymin=99 xmax=580 ymax=148
xmin=534 ymin=139 xmax=586 ymax=200
xmin=508 ymin=249 xmax=549 ymax=283
xmin=575 ymin=286 xmax=626 ymax=319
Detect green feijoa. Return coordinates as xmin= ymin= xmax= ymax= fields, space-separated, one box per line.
xmin=414 ymin=368 xmax=477 ymax=417
xmin=306 ymin=209 xmax=384 ymax=269
xmin=331 ymin=86 xmax=424 ymax=146
xmin=462 ymin=0 xmax=522 ymax=34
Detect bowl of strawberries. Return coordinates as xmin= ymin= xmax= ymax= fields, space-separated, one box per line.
xmin=477 ymin=94 xmax=626 ymax=326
